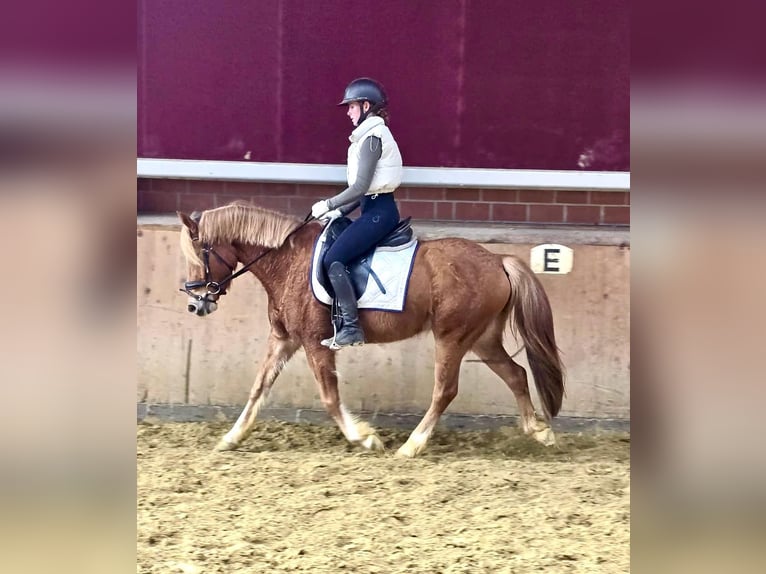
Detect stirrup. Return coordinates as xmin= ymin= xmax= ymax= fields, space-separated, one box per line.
xmin=320 ymin=326 xmax=364 ymax=350
xmin=320 ymin=336 xmax=364 ymax=350
xmin=320 ymin=319 xmax=338 ymax=348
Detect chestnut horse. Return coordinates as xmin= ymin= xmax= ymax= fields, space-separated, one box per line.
xmin=178 ymin=203 xmax=564 ymax=457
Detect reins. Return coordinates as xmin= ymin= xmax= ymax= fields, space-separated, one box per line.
xmin=182 ymin=212 xmax=315 ymax=300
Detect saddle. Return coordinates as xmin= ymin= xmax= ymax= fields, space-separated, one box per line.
xmin=316 ymin=216 xmax=414 ymax=299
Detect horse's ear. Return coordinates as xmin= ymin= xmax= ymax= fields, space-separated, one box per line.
xmin=177 ymin=211 xmax=199 ymax=241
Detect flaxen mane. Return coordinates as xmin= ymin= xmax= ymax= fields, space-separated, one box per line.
xmin=180 ymin=202 xmax=302 ymax=268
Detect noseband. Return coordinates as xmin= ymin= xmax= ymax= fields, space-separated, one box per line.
xmin=180 ymin=244 xmax=236 ymax=302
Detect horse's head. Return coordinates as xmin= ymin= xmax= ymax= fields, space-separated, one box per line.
xmin=178 ymin=211 xmax=237 ymax=317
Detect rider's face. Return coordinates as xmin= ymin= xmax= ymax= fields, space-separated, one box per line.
xmin=347 ymin=101 xmax=369 ymax=126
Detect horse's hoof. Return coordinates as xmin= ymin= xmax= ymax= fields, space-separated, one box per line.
xmin=361 ymin=434 xmax=385 ymax=452
xmin=533 ymin=427 xmax=556 ymax=447
xmin=395 ymin=443 xmax=419 ymax=458
xmin=214 ymin=439 xmax=238 ymax=452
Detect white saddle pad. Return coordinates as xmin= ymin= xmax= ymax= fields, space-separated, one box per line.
xmin=310 ymin=223 xmax=419 ymax=312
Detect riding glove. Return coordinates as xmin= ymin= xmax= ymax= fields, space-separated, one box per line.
xmin=311 ymin=199 xmax=330 ymax=219
xmin=320 ymin=208 xmax=343 ymax=222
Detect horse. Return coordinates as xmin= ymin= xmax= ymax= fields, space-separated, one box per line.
xmin=178 ymin=202 xmax=564 ymax=457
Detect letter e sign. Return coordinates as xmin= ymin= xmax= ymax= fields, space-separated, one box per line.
xmin=530 ymin=244 xmax=573 ymax=274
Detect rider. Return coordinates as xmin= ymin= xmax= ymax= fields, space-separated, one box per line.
xmin=311 ymin=77 xmax=404 ymax=349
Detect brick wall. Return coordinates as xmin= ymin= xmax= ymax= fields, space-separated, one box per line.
xmin=138 ymin=179 xmax=629 ymax=226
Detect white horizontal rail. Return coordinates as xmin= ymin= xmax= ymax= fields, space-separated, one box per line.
xmin=137 ymin=158 xmax=629 ymax=191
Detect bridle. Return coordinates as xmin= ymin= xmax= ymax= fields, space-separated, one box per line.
xmin=180 ymin=243 xmax=236 ymax=302
xmin=180 ymin=212 xmax=314 ymax=303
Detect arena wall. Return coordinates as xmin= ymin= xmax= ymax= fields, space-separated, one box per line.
xmin=138 ymin=218 xmax=629 ymax=421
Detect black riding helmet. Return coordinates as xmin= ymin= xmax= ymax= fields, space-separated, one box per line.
xmin=337 ymin=77 xmax=387 ymax=107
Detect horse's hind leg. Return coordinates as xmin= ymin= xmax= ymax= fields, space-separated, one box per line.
xmin=396 ymin=338 xmax=468 ymax=458
xmin=472 ymin=331 xmax=556 ymax=446
xmin=215 ymin=331 xmax=300 ymax=451
xmin=304 ymin=345 xmax=384 ymax=451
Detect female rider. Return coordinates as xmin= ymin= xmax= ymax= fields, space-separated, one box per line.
xmin=311 ymin=77 xmax=403 ymax=349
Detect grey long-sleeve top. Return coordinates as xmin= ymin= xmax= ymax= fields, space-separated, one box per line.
xmin=325 ymin=136 xmax=382 ymax=215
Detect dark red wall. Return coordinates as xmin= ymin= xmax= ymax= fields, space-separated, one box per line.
xmin=138 ymin=1 xmax=629 ymax=171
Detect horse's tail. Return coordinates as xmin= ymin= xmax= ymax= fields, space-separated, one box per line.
xmin=502 ymin=255 xmax=565 ymax=420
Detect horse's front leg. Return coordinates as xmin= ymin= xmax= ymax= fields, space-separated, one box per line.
xmin=215 ymin=331 xmax=299 ymax=451
xmin=304 ymin=344 xmax=385 ymax=452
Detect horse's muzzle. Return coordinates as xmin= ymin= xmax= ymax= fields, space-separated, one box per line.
xmin=187 ymin=297 xmax=218 ymax=316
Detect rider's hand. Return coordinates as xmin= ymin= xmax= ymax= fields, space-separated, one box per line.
xmin=311 ymin=199 xmax=330 ymax=219
xmin=320 ymin=208 xmax=343 ymax=222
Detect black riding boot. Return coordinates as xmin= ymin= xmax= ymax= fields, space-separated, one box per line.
xmin=322 ymin=261 xmax=365 ymax=349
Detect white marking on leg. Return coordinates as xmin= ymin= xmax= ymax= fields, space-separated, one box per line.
xmin=520 ymin=412 xmax=557 ymax=446
xmin=409 ymin=429 xmax=430 ymax=450
xmin=340 ymin=404 xmax=361 ymax=442
xmin=534 ymin=426 xmax=556 ymax=446
xmin=532 ymin=419 xmax=556 ymax=446
xmin=520 ymin=411 xmax=537 ymax=434
xmin=361 ymin=435 xmax=381 ymax=450
xmin=397 ymin=429 xmax=431 ymax=458
xmin=337 ymin=401 xmax=381 ymax=450
xmin=223 ymin=392 xmax=268 ymax=445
